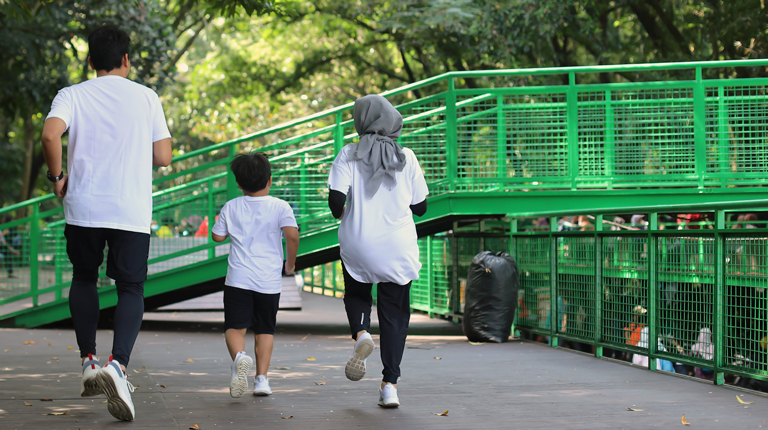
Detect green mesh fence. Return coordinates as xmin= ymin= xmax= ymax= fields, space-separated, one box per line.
xmin=510 ymin=214 xmax=767 ymax=383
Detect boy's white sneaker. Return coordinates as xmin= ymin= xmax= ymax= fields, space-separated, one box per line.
xmin=378 ymin=384 xmax=400 ymax=408
xmin=345 ymin=332 xmax=375 ymax=381
xmin=80 ymin=354 xmax=102 ymax=397
xmin=96 ymin=356 xmax=135 ymax=421
xmin=253 ymin=375 xmax=272 ymax=396
xmin=230 ymin=351 xmax=253 ymax=398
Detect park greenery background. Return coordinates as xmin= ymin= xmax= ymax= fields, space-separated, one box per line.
xmin=1 ymin=0 xmax=767 ymax=210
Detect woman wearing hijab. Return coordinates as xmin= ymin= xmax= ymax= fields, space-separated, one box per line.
xmin=327 ymin=94 xmax=429 ymax=408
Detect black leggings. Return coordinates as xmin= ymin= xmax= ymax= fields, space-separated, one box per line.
xmin=65 ymin=225 xmax=149 ymax=366
xmin=342 ymin=263 xmax=411 ymax=384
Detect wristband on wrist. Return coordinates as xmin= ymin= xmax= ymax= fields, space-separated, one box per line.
xmin=47 ymin=170 xmax=65 ymax=183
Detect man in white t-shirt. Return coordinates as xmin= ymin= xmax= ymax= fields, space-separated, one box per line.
xmin=211 ymin=152 xmax=299 ymax=399
xmin=327 ymin=95 xmax=429 ymax=408
xmin=41 ymin=25 xmax=172 ymax=422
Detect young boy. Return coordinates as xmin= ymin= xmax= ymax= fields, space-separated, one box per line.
xmin=212 ymin=153 xmax=299 ymax=398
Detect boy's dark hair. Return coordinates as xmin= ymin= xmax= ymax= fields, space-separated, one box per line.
xmin=230 ymin=152 xmax=271 ymax=193
xmin=88 ymin=25 xmax=130 ymax=72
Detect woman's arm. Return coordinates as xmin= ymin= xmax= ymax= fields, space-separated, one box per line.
xmin=410 ymin=199 xmax=427 ymax=217
xmin=328 ymin=190 xmax=346 ymax=219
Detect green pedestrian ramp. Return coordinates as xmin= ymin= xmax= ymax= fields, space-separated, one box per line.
xmin=2 ymin=59 xmax=768 ymax=328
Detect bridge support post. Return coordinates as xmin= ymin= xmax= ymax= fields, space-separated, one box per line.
xmin=594 ymin=214 xmax=603 ymax=359
xmin=714 ymin=210 xmax=725 ymax=385
xmin=30 ymin=203 xmax=39 ymax=306
xmin=648 ymin=213 xmax=658 ymax=371
xmin=549 ymin=216 xmax=558 ymax=347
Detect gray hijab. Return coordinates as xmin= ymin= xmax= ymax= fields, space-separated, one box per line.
xmin=352 ymin=95 xmax=406 ymax=198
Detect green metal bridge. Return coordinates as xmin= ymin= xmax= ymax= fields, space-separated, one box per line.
xmin=1 ymin=60 xmax=768 ymax=385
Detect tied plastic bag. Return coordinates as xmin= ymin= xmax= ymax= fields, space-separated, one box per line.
xmin=463 ymin=251 xmax=519 ymax=343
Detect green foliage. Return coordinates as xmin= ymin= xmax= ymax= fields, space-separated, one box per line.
xmin=3 ymin=0 xmax=768 ymax=207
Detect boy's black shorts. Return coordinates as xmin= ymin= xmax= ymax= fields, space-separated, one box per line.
xmin=223 ymin=286 xmax=280 ymax=334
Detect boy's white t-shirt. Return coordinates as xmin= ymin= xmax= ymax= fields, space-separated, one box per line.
xmin=327 ymin=144 xmax=429 ymax=285
xmin=212 ymin=195 xmax=298 ymax=294
xmin=46 ymin=75 xmax=171 ymax=234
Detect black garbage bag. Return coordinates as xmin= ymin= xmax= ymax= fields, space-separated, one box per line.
xmin=463 ymin=251 xmax=519 ymax=343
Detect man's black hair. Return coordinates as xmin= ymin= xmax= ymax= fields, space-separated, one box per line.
xmin=88 ymin=25 xmax=130 ymax=72
xmin=230 ymin=153 xmax=271 ymax=193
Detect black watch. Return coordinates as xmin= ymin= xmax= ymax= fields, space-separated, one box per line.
xmin=47 ymin=170 xmax=65 ymax=183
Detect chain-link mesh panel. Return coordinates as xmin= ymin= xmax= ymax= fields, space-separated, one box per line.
xmin=724 ymin=235 xmax=768 ymax=375
xmin=516 ymin=236 xmax=550 ymax=331
xmin=612 ymin=89 xmax=695 ymax=180
xmin=657 ymin=236 xmax=715 ymax=365
xmin=578 ymin=91 xmax=607 ymax=180
xmin=706 ymin=86 xmax=768 ymax=180
xmin=601 ymin=235 xmax=649 ymax=349
xmin=557 ymin=236 xmax=596 ymax=341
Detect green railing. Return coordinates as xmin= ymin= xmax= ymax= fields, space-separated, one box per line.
xmin=2 ymin=59 xmax=768 ymax=324
xmin=513 ymin=211 xmax=768 ymax=384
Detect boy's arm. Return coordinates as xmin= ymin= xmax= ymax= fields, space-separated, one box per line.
xmin=282 ymin=226 xmax=300 ymax=275
xmin=212 ymin=233 xmax=228 ymax=243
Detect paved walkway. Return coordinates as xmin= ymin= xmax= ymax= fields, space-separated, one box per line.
xmin=1 ymin=293 xmax=766 ymax=429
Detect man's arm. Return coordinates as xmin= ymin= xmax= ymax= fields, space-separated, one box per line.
xmin=41 ymin=118 xmax=69 ymax=198
xmin=153 ymin=138 xmax=172 ymax=167
xmin=212 ymin=233 xmax=228 ymax=243
xmin=282 ymin=226 xmax=300 ymax=275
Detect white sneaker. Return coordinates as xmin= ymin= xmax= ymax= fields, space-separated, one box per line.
xmin=253 ymin=375 xmax=272 ymax=396
xmin=345 ymin=332 xmax=375 ymax=381
xmin=378 ymin=384 xmax=400 ymax=408
xmin=96 ymin=357 xmax=135 ymax=421
xmin=230 ymin=351 xmax=253 ymax=398
xmin=80 ymin=354 xmax=102 ymax=397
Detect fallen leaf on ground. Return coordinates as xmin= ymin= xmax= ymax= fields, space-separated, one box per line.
xmin=306 ymin=357 xmax=316 ymax=361
xmin=626 ymin=407 xmax=645 ymax=411
xmin=314 ymin=381 xmax=326 ymax=385
xmin=434 ymin=357 xmax=442 ymax=360
xmin=40 ymin=399 xmax=52 ymax=401
xmin=67 ymin=346 xmax=73 ymax=349
xmin=736 ymin=395 xmax=754 ymax=405
xmin=24 ymin=402 xmax=32 ymax=406
xmin=189 ymin=424 xmax=200 ymax=429
xmin=3 ymin=349 xmax=8 ymax=352
xmin=160 ymin=384 xmax=167 ymax=388
xmin=432 ymin=410 xmax=449 ymax=416
xmin=133 ymin=366 xmax=146 ymax=373
xmin=23 ymin=341 xmax=35 ymax=345
xmin=282 ymin=416 xmax=294 ymax=419
xmin=42 ymin=410 xmax=69 ymax=416
xmin=298 ymin=334 xmax=309 ymax=340
xmin=102 ymin=400 xmax=108 ymax=403
xmin=468 ymin=341 xmax=485 ymax=345
xmin=184 ymin=359 xmax=195 ymax=363
xmin=274 ymin=367 xmax=291 ymax=370
xmin=682 ymin=414 xmax=690 ymax=426
xmin=51 ymin=357 xmax=57 ymax=360
xmin=134 ymin=386 xmax=139 ymax=389
xmin=47 ymin=343 xmax=52 ymax=346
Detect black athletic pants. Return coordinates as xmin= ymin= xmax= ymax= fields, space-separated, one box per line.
xmin=65 ymin=224 xmax=149 ymax=366
xmin=342 ymin=263 xmax=411 ymax=384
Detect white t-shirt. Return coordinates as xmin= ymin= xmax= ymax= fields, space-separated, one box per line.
xmin=46 ymin=75 xmax=171 ymax=234
xmin=212 ymin=196 xmax=298 ymax=294
xmin=327 ymin=144 xmax=429 ymax=285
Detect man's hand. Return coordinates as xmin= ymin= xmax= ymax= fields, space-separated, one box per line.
xmin=284 ymin=260 xmax=295 ymax=276
xmin=53 ymin=174 xmax=69 ymax=198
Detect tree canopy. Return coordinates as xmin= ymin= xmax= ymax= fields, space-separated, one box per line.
xmin=1 ymin=0 xmax=766 ymax=208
